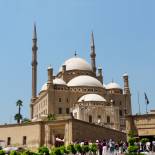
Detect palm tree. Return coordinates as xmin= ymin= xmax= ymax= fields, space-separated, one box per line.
xmin=15 ymin=99 xmax=23 ymax=124
xmin=14 ymin=113 xmax=23 ymax=124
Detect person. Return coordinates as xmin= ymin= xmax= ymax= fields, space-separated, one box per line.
xmin=146 ymin=141 xmax=151 ymax=152
xmin=152 ymin=141 xmax=155 ymax=152
xmin=102 ymin=140 xmax=107 ymax=155
xmin=118 ymin=141 xmax=123 ymax=154
xmin=97 ymin=140 xmax=103 ymax=155
xmin=109 ymin=139 xmax=115 ymax=154
xmin=114 ymin=142 xmax=119 ymax=155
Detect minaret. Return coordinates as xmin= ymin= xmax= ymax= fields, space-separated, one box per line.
xmin=47 ymin=66 xmax=53 ymax=86
xmin=90 ymin=32 xmax=96 ymax=75
xmin=97 ymin=67 xmax=103 ymax=84
xmin=123 ymin=73 xmax=130 ymax=94
xmin=123 ymin=73 xmax=132 ymax=115
xmin=31 ymin=24 xmax=38 ymax=101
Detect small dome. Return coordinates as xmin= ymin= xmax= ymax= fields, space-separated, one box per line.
xmin=67 ymin=75 xmax=103 ymax=88
xmin=41 ymin=83 xmax=48 ymax=91
xmin=78 ymin=94 xmax=106 ymax=102
xmin=106 ymin=82 xmax=121 ymax=89
xmin=123 ymin=73 xmax=128 ymax=77
xmin=53 ymin=78 xmax=66 ymax=85
xmin=41 ymin=78 xmax=66 ymax=91
xmin=59 ymin=57 xmax=92 ymax=71
xmin=103 ymin=84 xmax=107 ymax=88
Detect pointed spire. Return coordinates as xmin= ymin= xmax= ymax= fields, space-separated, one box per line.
xmin=33 ymin=23 xmax=37 ymax=40
xmin=90 ymin=31 xmax=96 ymax=75
xmin=90 ymin=31 xmax=95 ymax=48
xmin=112 ymin=78 xmax=114 ymax=83
xmin=31 ymin=23 xmax=38 ymax=102
xmin=74 ymin=51 xmax=77 ymax=57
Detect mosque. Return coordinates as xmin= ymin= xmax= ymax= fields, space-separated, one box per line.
xmin=0 ymin=25 xmax=130 ymax=148
xmin=30 ymin=24 xmax=132 ymax=132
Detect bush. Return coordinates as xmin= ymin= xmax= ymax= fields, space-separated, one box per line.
xmin=0 ymin=150 xmax=5 ymax=155
xmin=141 ymin=138 xmax=149 ymax=144
xmin=67 ymin=144 xmax=77 ymax=155
xmin=51 ymin=147 xmax=62 ymax=155
xmin=22 ymin=150 xmax=36 ymax=155
xmin=90 ymin=143 xmax=97 ymax=153
xmin=125 ymin=153 xmax=145 ymax=155
xmin=128 ymin=145 xmax=139 ymax=153
xmin=75 ymin=144 xmax=82 ymax=153
xmin=38 ymin=146 xmax=49 ymax=155
xmin=128 ymin=137 xmax=136 ymax=146
xmin=82 ymin=145 xmax=89 ymax=153
xmin=59 ymin=146 xmax=69 ymax=154
xmin=10 ymin=150 xmax=20 ymax=155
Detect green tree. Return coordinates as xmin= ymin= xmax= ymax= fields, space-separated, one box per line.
xmin=47 ymin=114 xmax=56 ymax=121
xmin=14 ymin=113 xmax=23 ymax=124
xmin=15 ymin=100 xmax=23 ymax=124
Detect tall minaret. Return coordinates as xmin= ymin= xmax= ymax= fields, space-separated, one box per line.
xmin=90 ymin=32 xmax=96 ymax=75
xmin=123 ymin=73 xmax=130 ymax=94
xmin=123 ymin=73 xmax=132 ymax=115
xmin=31 ymin=24 xmax=38 ymax=101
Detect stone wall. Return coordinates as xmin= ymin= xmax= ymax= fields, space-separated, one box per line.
xmin=126 ymin=114 xmax=155 ymax=137
xmin=0 ymin=122 xmax=43 ymax=148
xmin=72 ymin=119 xmax=126 ymax=142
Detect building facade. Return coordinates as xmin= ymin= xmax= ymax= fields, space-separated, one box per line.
xmin=126 ymin=112 xmax=155 ymax=139
xmin=30 ymin=25 xmax=132 ymax=131
xmin=0 ymin=116 xmax=126 ymax=149
xmin=0 ymin=25 xmax=132 ymax=148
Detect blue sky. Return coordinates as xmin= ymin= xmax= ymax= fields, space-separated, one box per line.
xmin=0 ymin=0 xmax=155 ymax=123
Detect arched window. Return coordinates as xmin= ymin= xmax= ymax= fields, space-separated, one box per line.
xmin=23 ymin=136 xmax=27 ymax=145
xmin=119 ymin=110 xmax=123 ymax=116
xmin=58 ymin=108 xmax=62 ymax=114
xmin=7 ymin=137 xmax=11 ymax=145
xmin=107 ymin=116 xmax=110 ymax=123
xmin=59 ymin=98 xmax=62 ymax=102
xmin=66 ymin=108 xmax=70 ymax=114
xmin=89 ymin=115 xmax=92 ymax=123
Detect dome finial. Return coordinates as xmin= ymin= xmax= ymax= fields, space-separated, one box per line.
xmin=112 ymin=78 xmax=114 ymax=83
xmin=48 ymin=64 xmax=52 ymax=69
xmin=74 ymin=50 xmax=77 ymax=57
xmin=33 ymin=22 xmax=37 ymax=40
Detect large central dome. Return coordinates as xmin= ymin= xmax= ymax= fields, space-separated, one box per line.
xmin=67 ymin=75 xmax=103 ymax=88
xmin=59 ymin=57 xmax=92 ymax=71
xmin=78 ymin=94 xmax=106 ymax=102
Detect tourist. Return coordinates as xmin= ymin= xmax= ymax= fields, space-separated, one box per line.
xmin=102 ymin=140 xmax=107 ymax=155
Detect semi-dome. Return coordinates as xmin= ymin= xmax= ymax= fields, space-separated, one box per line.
xmin=106 ymin=82 xmax=121 ymax=89
xmin=67 ymin=75 xmax=103 ymax=88
xmin=41 ymin=78 xmax=66 ymax=91
xmin=53 ymin=78 xmax=66 ymax=85
xmin=41 ymin=83 xmax=48 ymax=91
xmin=59 ymin=57 xmax=92 ymax=71
xmin=78 ymin=94 xmax=106 ymax=102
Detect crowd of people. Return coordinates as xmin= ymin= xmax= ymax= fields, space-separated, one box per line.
xmin=72 ymin=138 xmax=155 ymax=155
xmin=93 ymin=139 xmax=127 ymax=155
xmin=95 ymin=139 xmax=155 ymax=154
